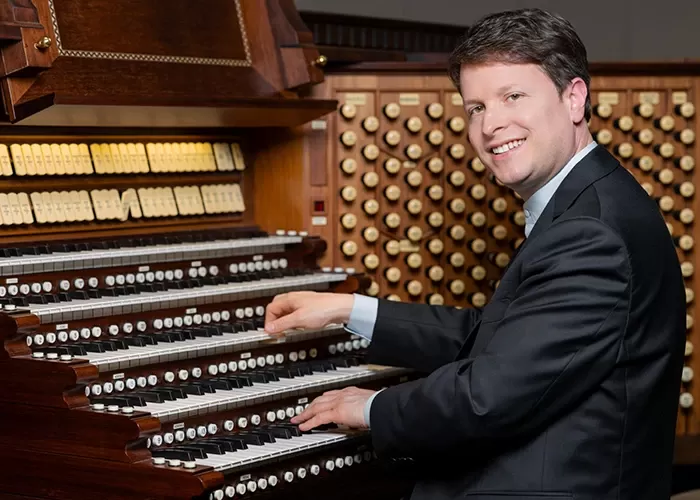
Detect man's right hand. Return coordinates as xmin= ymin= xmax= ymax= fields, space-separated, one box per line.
xmin=263 ymin=291 xmax=354 ymax=336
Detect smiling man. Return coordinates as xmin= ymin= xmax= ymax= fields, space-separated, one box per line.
xmin=264 ymin=8 xmax=686 ymax=500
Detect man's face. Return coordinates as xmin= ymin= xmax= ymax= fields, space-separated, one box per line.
xmin=460 ymin=62 xmax=581 ymax=200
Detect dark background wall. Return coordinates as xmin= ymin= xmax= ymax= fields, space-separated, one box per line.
xmin=294 ymin=0 xmax=696 ymax=62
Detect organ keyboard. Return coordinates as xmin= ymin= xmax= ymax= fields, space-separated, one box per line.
xmin=0 ymin=1 xmax=416 ymax=498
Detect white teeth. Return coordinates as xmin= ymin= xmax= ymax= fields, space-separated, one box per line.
xmin=492 ymin=139 xmax=525 ymax=154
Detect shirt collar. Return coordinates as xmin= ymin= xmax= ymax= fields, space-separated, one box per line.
xmin=523 ymin=141 xmax=597 ymax=237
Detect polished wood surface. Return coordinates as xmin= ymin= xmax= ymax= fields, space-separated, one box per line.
xmin=0 ymin=0 xmax=337 ymax=126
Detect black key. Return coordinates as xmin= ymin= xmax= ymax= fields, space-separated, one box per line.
xmin=70 ymin=290 xmax=89 ymax=300
xmin=269 ymin=424 xmax=302 ymax=437
xmin=151 ymin=449 xmax=195 ymax=461
xmin=78 ymin=342 xmax=106 ymax=353
xmin=188 ymin=442 xmax=227 ymax=455
xmin=131 ymin=391 xmax=165 ymax=403
xmin=96 ymin=341 xmax=118 ymax=352
xmin=256 ymin=370 xmax=280 ymax=382
xmin=27 ymin=295 xmax=47 ymax=304
xmin=206 ymin=379 xmax=235 ymax=390
xmin=87 ymin=289 xmax=101 ymax=299
xmin=105 ymin=338 xmax=129 ymax=350
xmin=170 ymin=446 xmax=206 ymax=459
xmin=189 ymin=381 xmax=217 ymax=393
xmin=211 ymin=436 xmax=248 ymax=449
xmin=124 ymin=336 xmax=147 ymax=347
xmin=236 ymin=433 xmax=265 ymax=446
xmin=215 ymin=376 xmax=243 ymax=389
xmin=261 ymin=426 xmax=293 ymax=439
xmin=201 ymin=439 xmax=237 ymax=453
xmin=180 ymin=384 xmax=206 ymax=396
xmin=65 ymin=344 xmax=88 ymax=356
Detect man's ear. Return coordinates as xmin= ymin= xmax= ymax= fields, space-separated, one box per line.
xmin=567 ymin=77 xmax=588 ymax=124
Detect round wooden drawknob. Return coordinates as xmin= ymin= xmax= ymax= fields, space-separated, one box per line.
xmin=490 ymin=197 xmax=507 ymax=213
xmin=363 ymin=226 xmax=379 ymax=242
xmin=449 ymin=252 xmax=465 ymax=267
xmin=687 ymin=314 xmax=694 ymax=330
xmin=449 ymin=170 xmax=466 ymax=187
xmin=448 ymin=116 xmax=465 ymax=133
xmin=384 ymin=130 xmax=401 ymax=147
xmin=449 ymin=198 xmax=466 ymax=214
xmin=383 ymin=102 xmax=401 ymax=119
xmin=427 ymin=238 xmax=444 ymax=255
xmin=427 ymin=185 xmax=444 ymax=201
xmin=640 ymin=182 xmax=654 ymax=196
xmin=384 ymin=157 xmax=401 ymax=174
xmin=363 ymin=253 xmax=380 ymax=270
xmin=449 ymin=144 xmax=466 ymax=160
xmin=405 ymin=198 xmax=422 ymax=215
xmin=362 ymin=144 xmax=380 ymax=161
xmin=470 ymin=265 xmax=487 ymax=281
xmin=594 ymin=103 xmax=613 ymax=118
xmin=449 ymin=279 xmax=466 ymax=295
xmin=676 ymin=102 xmax=695 ymax=118
xmin=386 ymin=294 xmax=402 ymax=302
xmin=656 ymin=115 xmax=675 ymax=132
xmin=362 ymin=116 xmax=379 ymax=133
xmin=405 ymin=116 xmax=422 ymax=133
xmin=384 ymin=185 xmax=401 ymax=201
xmin=655 ymin=142 xmax=674 ymax=159
xmin=615 ymin=142 xmax=633 ymax=158
xmin=678 ymin=155 xmax=695 ymax=172
xmin=615 ymin=115 xmax=634 ymax=131
xmin=406 ymin=170 xmax=423 ymax=187
xmin=405 ymin=280 xmax=423 ymax=296
xmin=491 ymin=252 xmax=510 ymax=268
xmin=511 ymin=210 xmax=526 ymax=227
xmin=678 ymin=181 xmax=695 ymax=198
xmin=427 ymin=157 xmax=444 ymax=174
xmin=384 ymin=266 xmax=401 ymax=283
xmin=635 ymin=103 xmax=654 ymax=118
xmin=468 ymin=211 xmax=487 ymax=228
xmin=636 ymin=155 xmax=654 ymax=172
xmin=678 ymin=208 xmax=694 ymax=225
xmin=427 ymin=265 xmax=444 ymax=282
xmin=470 ymin=292 xmax=487 ymax=308
xmin=406 ymin=225 xmax=423 ymax=242
xmin=469 ymin=238 xmax=487 ymax=254
xmin=362 ymin=171 xmax=379 ymax=188
xmin=366 ymin=281 xmax=380 ymax=296
xmin=679 ymin=128 xmax=695 ymax=145
xmin=406 ymin=144 xmax=423 ymax=160
xmin=340 ymin=186 xmax=357 ymax=202
xmin=596 ymin=129 xmax=613 ymax=145
xmin=682 ymin=366 xmax=694 ymax=383
xmin=406 ymin=253 xmax=422 ymax=269
xmin=339 ymin=103 xmax=357 ymax=119
xmin=427 ymin=211 xmax=444 ymax=228
xmin=657 ymin=195 xmax=674 ymax=212
xmin=363 ymin=199 xmax=379 ymax=215
xmin=427 ymin=293 xmax=445 ymax=305
xmin=340 ymin=158 xmax=357 ymax=174
xmin=449 ymin=224 xmax=466 ymax=241
xmin=678 ymin=234 xmax=694 ymax=251
xmin=685 ymin=287 xmax=694 ymax=304
xmin=340 ymin=130 xmax=357 ymax=147
xmin=470 ymin=157 xmax=486 ymax=173
xmin=490 ymin=224 xmax=507 ymax=240
xmin=383 ymin=212 xmax=401 ymax=229
xmin=341 ymin=240 xmax=358 ymax=256
xmin=427 ymin=129 xmax=444 ymax=146
xmin=655 ymin=168 xmax=674 ymax=185
xmin=469 ymin=184 xmax=487 ymax=200
xmin=679 ymin=392 xmax=694 ymax=409
xmin=427 ymin=102 xmax=444 ymax=119
xmin=384 ymin=240 xmax=400 ymax=256
xmin=340 ymin=213 xmax=357 ymax=229
xmin=685 ymin=340 xmax=694 ymax=356
xmin=635 ymin=128 xmax=654 ymax=145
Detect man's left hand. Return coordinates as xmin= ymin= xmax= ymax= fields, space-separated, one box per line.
xmin=290 ymin=386 xmax=376 ymax=431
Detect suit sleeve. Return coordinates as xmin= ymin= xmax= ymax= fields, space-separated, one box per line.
xmin=368 ymin=217 xmax=631 ymax=457
xmin=365 ymin=298 xmax=482 ymax=373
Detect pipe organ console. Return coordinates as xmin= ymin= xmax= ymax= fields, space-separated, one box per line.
xmin=290 ymin=63 xmax=700 ymax=464
xmin=0 ymin=1 xmax=415 ymax=499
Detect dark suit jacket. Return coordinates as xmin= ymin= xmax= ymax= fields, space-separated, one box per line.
xmin=366 ymin=145 xmax=686 ymax=500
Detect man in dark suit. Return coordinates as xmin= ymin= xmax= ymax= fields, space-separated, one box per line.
xmin=264 ymin=8 xmax=686 ymax=500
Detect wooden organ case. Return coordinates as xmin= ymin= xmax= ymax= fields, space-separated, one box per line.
xmin=292 ymin=61 xmax=700 ymax=464
xmin=0 ymin=1 xmax=415 ymax=499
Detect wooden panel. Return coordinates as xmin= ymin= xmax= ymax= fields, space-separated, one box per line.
xmin=52 ymin=0 xmax=246 ymax=59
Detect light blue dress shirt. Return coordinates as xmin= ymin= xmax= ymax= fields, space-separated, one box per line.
xmin=345 ymin=141 xmax=598 ymax=426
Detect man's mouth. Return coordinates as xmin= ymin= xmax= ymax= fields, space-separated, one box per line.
xmin=491 ymin=139 xmax=525 ymax=155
